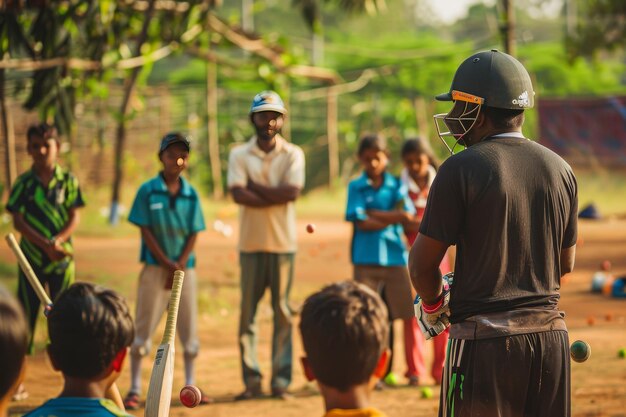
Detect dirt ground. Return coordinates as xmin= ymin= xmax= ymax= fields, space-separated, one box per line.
xmin=3 ymin=217 xmax=626 ymax=417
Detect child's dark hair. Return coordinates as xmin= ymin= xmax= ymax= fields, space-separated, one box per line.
xmin=47 ymin=282 xmax=134 ymax=379
xmin=0 ymin=286 xmax=28 ymax=398
xmin=27 ymin=123 xmax=57 ymax=142
xmin=401 ymin=137 xmax=439 ymax=170
xmin=357 ymin=133 xmax=388 ymax=156
xmin=299 ymin=281 xmax=389 ymax=392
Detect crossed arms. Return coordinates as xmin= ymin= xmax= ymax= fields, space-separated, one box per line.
xmin=230 ymin=179 xmax=301 ymax=208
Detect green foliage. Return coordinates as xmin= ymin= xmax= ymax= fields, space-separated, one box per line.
xmin=520 ymin=43 xmax=626 ymax=96
xmin=567 ymin=0 xmax=626 ymax=58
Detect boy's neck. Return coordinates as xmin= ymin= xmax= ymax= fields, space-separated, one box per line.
xmin=320 ymin=383 xmax=371 ymax=412
xmin=33 ymin=163 xmax=56 ymax=181
xmin=410 ymin=171 xmax=429 ymax=190
xmin=0 ymin=396 xmax=9 ymax=417
xmin=161 ymin=171 xmax=181 ymax=195
xmin=59 ymin=377 xmax=109 ymax=400
xmin=367 ymin=172 xmax=384 ymax=189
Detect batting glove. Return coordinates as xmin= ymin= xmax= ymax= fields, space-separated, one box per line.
xmin=414 ymin=273 xmax=453 ymax=340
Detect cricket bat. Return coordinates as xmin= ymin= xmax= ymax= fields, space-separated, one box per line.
xmin=145 ymin=270 xmax=185 ymax=417
xmin=5 ymin=233 xmax=53 ymax=308
xmin=5 ymin=232 xmax=126 ymax=411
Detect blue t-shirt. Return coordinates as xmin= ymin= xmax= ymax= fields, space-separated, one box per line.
xmin=128 ymin=173 xmax=206 ymax=268
xmin=23 ymin=397 xmax=132 ymax=417
xmin=345 ymin=171 xmax=415 ymax=266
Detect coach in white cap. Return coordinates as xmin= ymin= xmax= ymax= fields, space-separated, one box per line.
xmin=227 ymin=91 xmax=305 ymax=401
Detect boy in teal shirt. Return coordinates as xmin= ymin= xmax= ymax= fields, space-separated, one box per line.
xmin=123 ymin=132 xmax=210 ymax=409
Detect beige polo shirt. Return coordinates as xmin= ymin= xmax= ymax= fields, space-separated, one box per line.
xmin=227 ymin=135 xmax=305 ymax=253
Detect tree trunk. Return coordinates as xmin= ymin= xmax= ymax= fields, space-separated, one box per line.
xmin=414 ymin=96 xmax=430 ymax=140
xmin=206 ymin=47 xmax=223 ymax=199
xmin=502 ymin=0 xmax=516 ymax=56
xmin=0 ymin=69 xmax=17 ymax=191
xmin=109 ymin=0 xmax=156 ymax=225
xmin=326 ymin=87 xmax=339 ymax=188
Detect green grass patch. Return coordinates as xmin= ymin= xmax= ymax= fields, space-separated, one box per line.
xmin=577 ymin=169 xmax=626 ymax=217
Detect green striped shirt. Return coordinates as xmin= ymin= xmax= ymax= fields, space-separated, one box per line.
xmin=6 ymin=165 xmax=85 ymax=268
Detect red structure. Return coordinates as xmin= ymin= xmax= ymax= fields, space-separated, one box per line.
xmin=538 ymin=97 xmax=626 ymax=167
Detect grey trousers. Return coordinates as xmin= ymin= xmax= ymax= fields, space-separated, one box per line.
xmin=238 ymin=252 xmax=294 ymax=390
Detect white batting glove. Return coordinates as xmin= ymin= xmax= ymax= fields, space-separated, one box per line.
xmin=414 ymin=273 xmax=453 ymax=340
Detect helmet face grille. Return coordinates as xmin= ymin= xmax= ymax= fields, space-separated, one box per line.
xmin=433 ymin=101 xmax=481 ymax=155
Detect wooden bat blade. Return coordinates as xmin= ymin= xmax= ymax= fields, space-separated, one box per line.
xmin=145 ymin=344 xmax=174 ymax=417
xmin=5 ymin=233 xmax=52 ymax=306
xmin=145 ymin=270 xmax=185 ymax=417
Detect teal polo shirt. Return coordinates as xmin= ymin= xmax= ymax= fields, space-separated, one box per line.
xmin=128 ymin=173 xmax=205 ymax=268
xmin=23 ymin=397 xmax=132 ymax=417
xmin=345 ymin=171 xmax=415 ymax=266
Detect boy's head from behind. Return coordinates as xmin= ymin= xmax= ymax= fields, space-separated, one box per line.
xmin=0 ymin=286 xmax=28 ymax=401
xmin=299 ymin=281 xmax=389 ymax=392
xmin=47 ymin=283 xmax=134 ymax=382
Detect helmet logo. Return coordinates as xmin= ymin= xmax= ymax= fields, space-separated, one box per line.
xmin=512 ymin=91 xmax=530 ymax=107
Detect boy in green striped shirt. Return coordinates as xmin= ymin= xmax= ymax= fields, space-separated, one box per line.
xmin=6 ymin=123 xmax=85 ymax=362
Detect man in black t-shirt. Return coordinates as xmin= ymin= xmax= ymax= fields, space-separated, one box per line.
xmin=409 ymin=50 xmax=577 ymax=417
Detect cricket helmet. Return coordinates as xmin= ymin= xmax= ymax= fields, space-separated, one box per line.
xmin=434 ymin=49 xmax=534 ymax=154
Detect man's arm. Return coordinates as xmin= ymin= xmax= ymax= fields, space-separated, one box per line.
xmin=12 ymin=213 xmax=66 ymax=261
xmin=230 ymin=186 xmax=274 ymax=208
xmin=560 ymin=245 xmax=576 ymax=276
xmin=247 ymin=180 xmax=301 ymax=204
xmin=408 ymin=233 xmax=450 ymax=305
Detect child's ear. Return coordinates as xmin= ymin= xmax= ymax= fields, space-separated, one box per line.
xmin=373 ymin=348 xmax=391 ymax=379
xmin=300 ymin=357 xmax=316 ymax=382
xmin=111 ymin=348 xmax=128 ymax=373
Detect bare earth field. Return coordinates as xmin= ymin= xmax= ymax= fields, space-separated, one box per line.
xmin=3 ymin=218 xmax=626 ymax=417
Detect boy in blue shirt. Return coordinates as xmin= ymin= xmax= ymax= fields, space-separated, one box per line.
xmin=345 ymin=133 xmax=417 ymax=386
xmin=123 ymin=133 xmax=210 ymax=409
xmin=23 ymin=282 xmax=134 ymax=417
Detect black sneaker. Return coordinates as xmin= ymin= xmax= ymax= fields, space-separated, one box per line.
xmin=123 ymin=392 xmax=140 ymax=410
xmin=271 ymin=387 xmax=293 ymax=400
xmin=234 ymin=386 xmax=263 ymax=401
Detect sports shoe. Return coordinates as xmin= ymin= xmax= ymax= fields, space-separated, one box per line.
xmin=271 ymin=387 xmax=293 ymax=400
xmin=199 ymin=389 xmax=214 ymax=405
xmin=123 ymin=392 xmax=140 ymax=410
xmin=234 ymin=385 xmax=263 ymax=401
xmin=408 ymin=375 xmax=420 ymax=387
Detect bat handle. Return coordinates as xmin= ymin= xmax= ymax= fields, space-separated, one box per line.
xmin=5 ymin=233 xmax=53 ymax=306
xmin=161 ymin=270 xmax=185 ymax=345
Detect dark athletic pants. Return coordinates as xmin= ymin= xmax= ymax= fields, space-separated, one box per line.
xmin=440 ymin=330 xmax=570 ymax=417
xmin=17 ymin=259 xmax=74 ymax=353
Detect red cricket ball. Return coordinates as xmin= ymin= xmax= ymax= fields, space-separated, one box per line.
xmin=180 ymin=385 xmax=201 ymax=408
xmin=306 ymin=223 xmax=315 ymax=234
